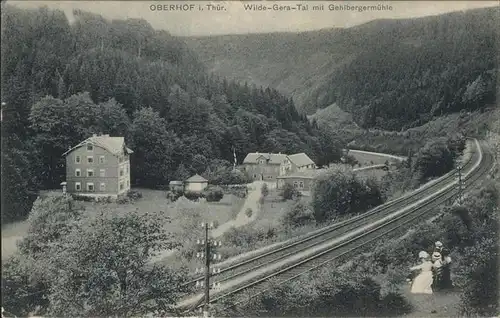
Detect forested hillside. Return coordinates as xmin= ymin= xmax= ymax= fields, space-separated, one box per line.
xmin=0 ymin=5 xmax=342 ymax=223
xmin=185 ymin=6 xmax=499 ymax=130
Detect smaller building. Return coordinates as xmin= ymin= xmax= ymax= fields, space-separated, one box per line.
xmin=169 ymin=180 xmax=184 ymax=192
xmin=280 ymin=153 xmax=316 ymax=176
xmin=276 ymin=169 xmax=327 ymax=192
xmin=184 ymin=174 xmax=208 ymax=192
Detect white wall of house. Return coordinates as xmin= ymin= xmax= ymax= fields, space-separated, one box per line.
xmin=185 ymin=182 xmax=208 ymax=192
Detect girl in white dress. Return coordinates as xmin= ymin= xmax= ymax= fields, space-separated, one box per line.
xmin=409 ymin=251 xmax=434 ymax=294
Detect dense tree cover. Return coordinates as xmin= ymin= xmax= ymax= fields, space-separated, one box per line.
xmin=1 ymin=195 xmax=187 ymax=317
xmin=189 ymin=7 xmax=498 ymax=130
xmin=312 ymin=168 xmax=384 ymax=223
xmin=212 ymin=269 xmax=412 ymax=317
xmin=381 ymin=135 xmax=465 ymax=197
xmin=307 ymin=8 xmax=498 ymax=130
xmin=1 ymin=5 xmax=342 ymax=223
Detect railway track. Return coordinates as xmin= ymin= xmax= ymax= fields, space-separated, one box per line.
xmin=180 ymin=141 xmax=476 ymax=286
xmin=178 ymin=139 xmax=491 ymax=313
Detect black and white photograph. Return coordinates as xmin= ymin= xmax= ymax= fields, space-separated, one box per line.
xmin=1 ymin=1 xmax=499 ymax=317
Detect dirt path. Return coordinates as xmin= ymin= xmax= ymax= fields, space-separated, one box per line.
xmin=400 ymin=284 xmax=462 ymax=317
xmin=152 ymin=181 xmax=266 ymax=263
xmin=210 ymin=181 xmax=264 ymax=238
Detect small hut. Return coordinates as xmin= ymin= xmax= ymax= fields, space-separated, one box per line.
xmin=184 ymin=174 xmax=208 ymax=192
xmin=169 ymin=180 xmax=184 ymax=192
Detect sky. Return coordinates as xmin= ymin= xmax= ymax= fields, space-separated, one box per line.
xmin=6 ymin=1 xmax=499 ymax=36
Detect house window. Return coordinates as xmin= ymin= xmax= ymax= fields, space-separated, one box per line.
xmin=75 ymin=182 xmax=81 ymax=191
xmin=87 ymin=182 xmax=94 ymax=192
xmin=119 ymin=157 xmax=123 ymax=163
xmin=87 ymin=156 xmax=94 ymax=164
xmin=100 ymin=182 xmax=106 ymax=191
xmin=87 ymin=169 xmax=94 ymax=177
xmin=87 ymin=144 xmax=93 ymax=151
xmin=126 ymin=180 xmax=129 ymax=187
xmin=120 ymin=182 xmax=124 ymax=190
xmin=99 ymin=155 xmax=105 ymax=164
xmin=120 ymin=168 xmax=124 ymax=177
xmin=75 ymin=169 xmax=81 ymax=177
xmin=299 ymin=181 xmax=304 ymax=189
xmin=293 ymin=181 xmax=298 ymax=188
xmin=253 ymin=174 xmax=257 ymax=178
xmin=75 ymin=155 xmax=81 ymax=164
xmin=99 ymin=169 xmax=105 ymax=177
xmin=125 ymin=165 xmax=129 ymax=173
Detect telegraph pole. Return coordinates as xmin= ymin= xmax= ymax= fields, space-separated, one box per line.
xmin=203 ymin=223 xmax=210 ymax=316
xmin=195 ymin=222 xmax=222 ymax=318
xmin=455 ymin=164 xmax=464 ymax=205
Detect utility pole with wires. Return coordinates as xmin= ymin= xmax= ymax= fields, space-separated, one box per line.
xmin=455 ymin=163 xmax=464 ymax=205
xmin=195 ymin=222 xmax=222 ymax=318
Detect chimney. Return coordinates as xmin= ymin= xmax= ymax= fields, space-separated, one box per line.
xmin=256 ymin=151 xmax=259 ymax=154
xmin=92 ymin=133 xmax=97 ymax=137
xmin=278 ymin=152 xmax=281 ymax=154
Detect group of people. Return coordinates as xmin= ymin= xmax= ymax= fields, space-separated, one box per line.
xmin=408 ymin=241 xmax=453 ymax=294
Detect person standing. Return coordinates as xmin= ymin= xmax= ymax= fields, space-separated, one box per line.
xmin=431 ymin=252 xmax=443 ymax=291
xmin=434 ymin=241 xmax=444 ymax=253
xmin=409 ymin=251 xmax=434 ymax=294
xmin=440 ymin=249 xmax=453 ymax=289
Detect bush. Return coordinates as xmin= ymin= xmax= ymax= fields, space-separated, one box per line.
xmin=183 ymin=191 xmax=205 ymax=201
xmin=91 ymin=196 xmax=113 ymax=203
xmin=71 ymin=194 xmax=96 ymax=202
xmin=166 ymin=190 xmax=183 ymax=202
xmin=311 ymin=169 xmax=383 ymax=223
xmin=379 ymin=292 xmax=413 ymax=316
xmin=280 ymin=183 xmax=301 ymax=201
xmin=204 ymin=186 xmax=224 ymax=202
xmin=245 ymin=208 xmax=253 ymax=218
xmin=342 ymin=154 xmax=359 ymax=167
xmin=282 ymin=199 xmax=315 ymax=228
xmin=205 ymin=166 xmax=253 ymax=185
xmin=222 ymin=226 xmax=264 ymax=248
xmin=261 ymin=183 xmax=269 ymax=197
xmin=126 ymin=189 xmax=143 ymax=200
xmin=458 ymin=238 xmax=498 ymax=316
xmin=235 ymin=269 xmax=413 ymax=317
xmin=413 ymin=137 xmax=456 ymax=183
xmin=221 ymin=185 xmax=247 ymax=198
xmin=116 ymin=196 xmax=130 ymax=204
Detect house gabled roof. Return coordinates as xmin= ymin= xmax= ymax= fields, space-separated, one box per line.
xmin=185 ymin=174 xmax=208 ymax=183
xmin=242 ymin=152 xmax=287 ymax=165
xmin=62 ymin=134 xmax=133 ymax=157
xmin=287 ymin=153 xmax=315 ymax=167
